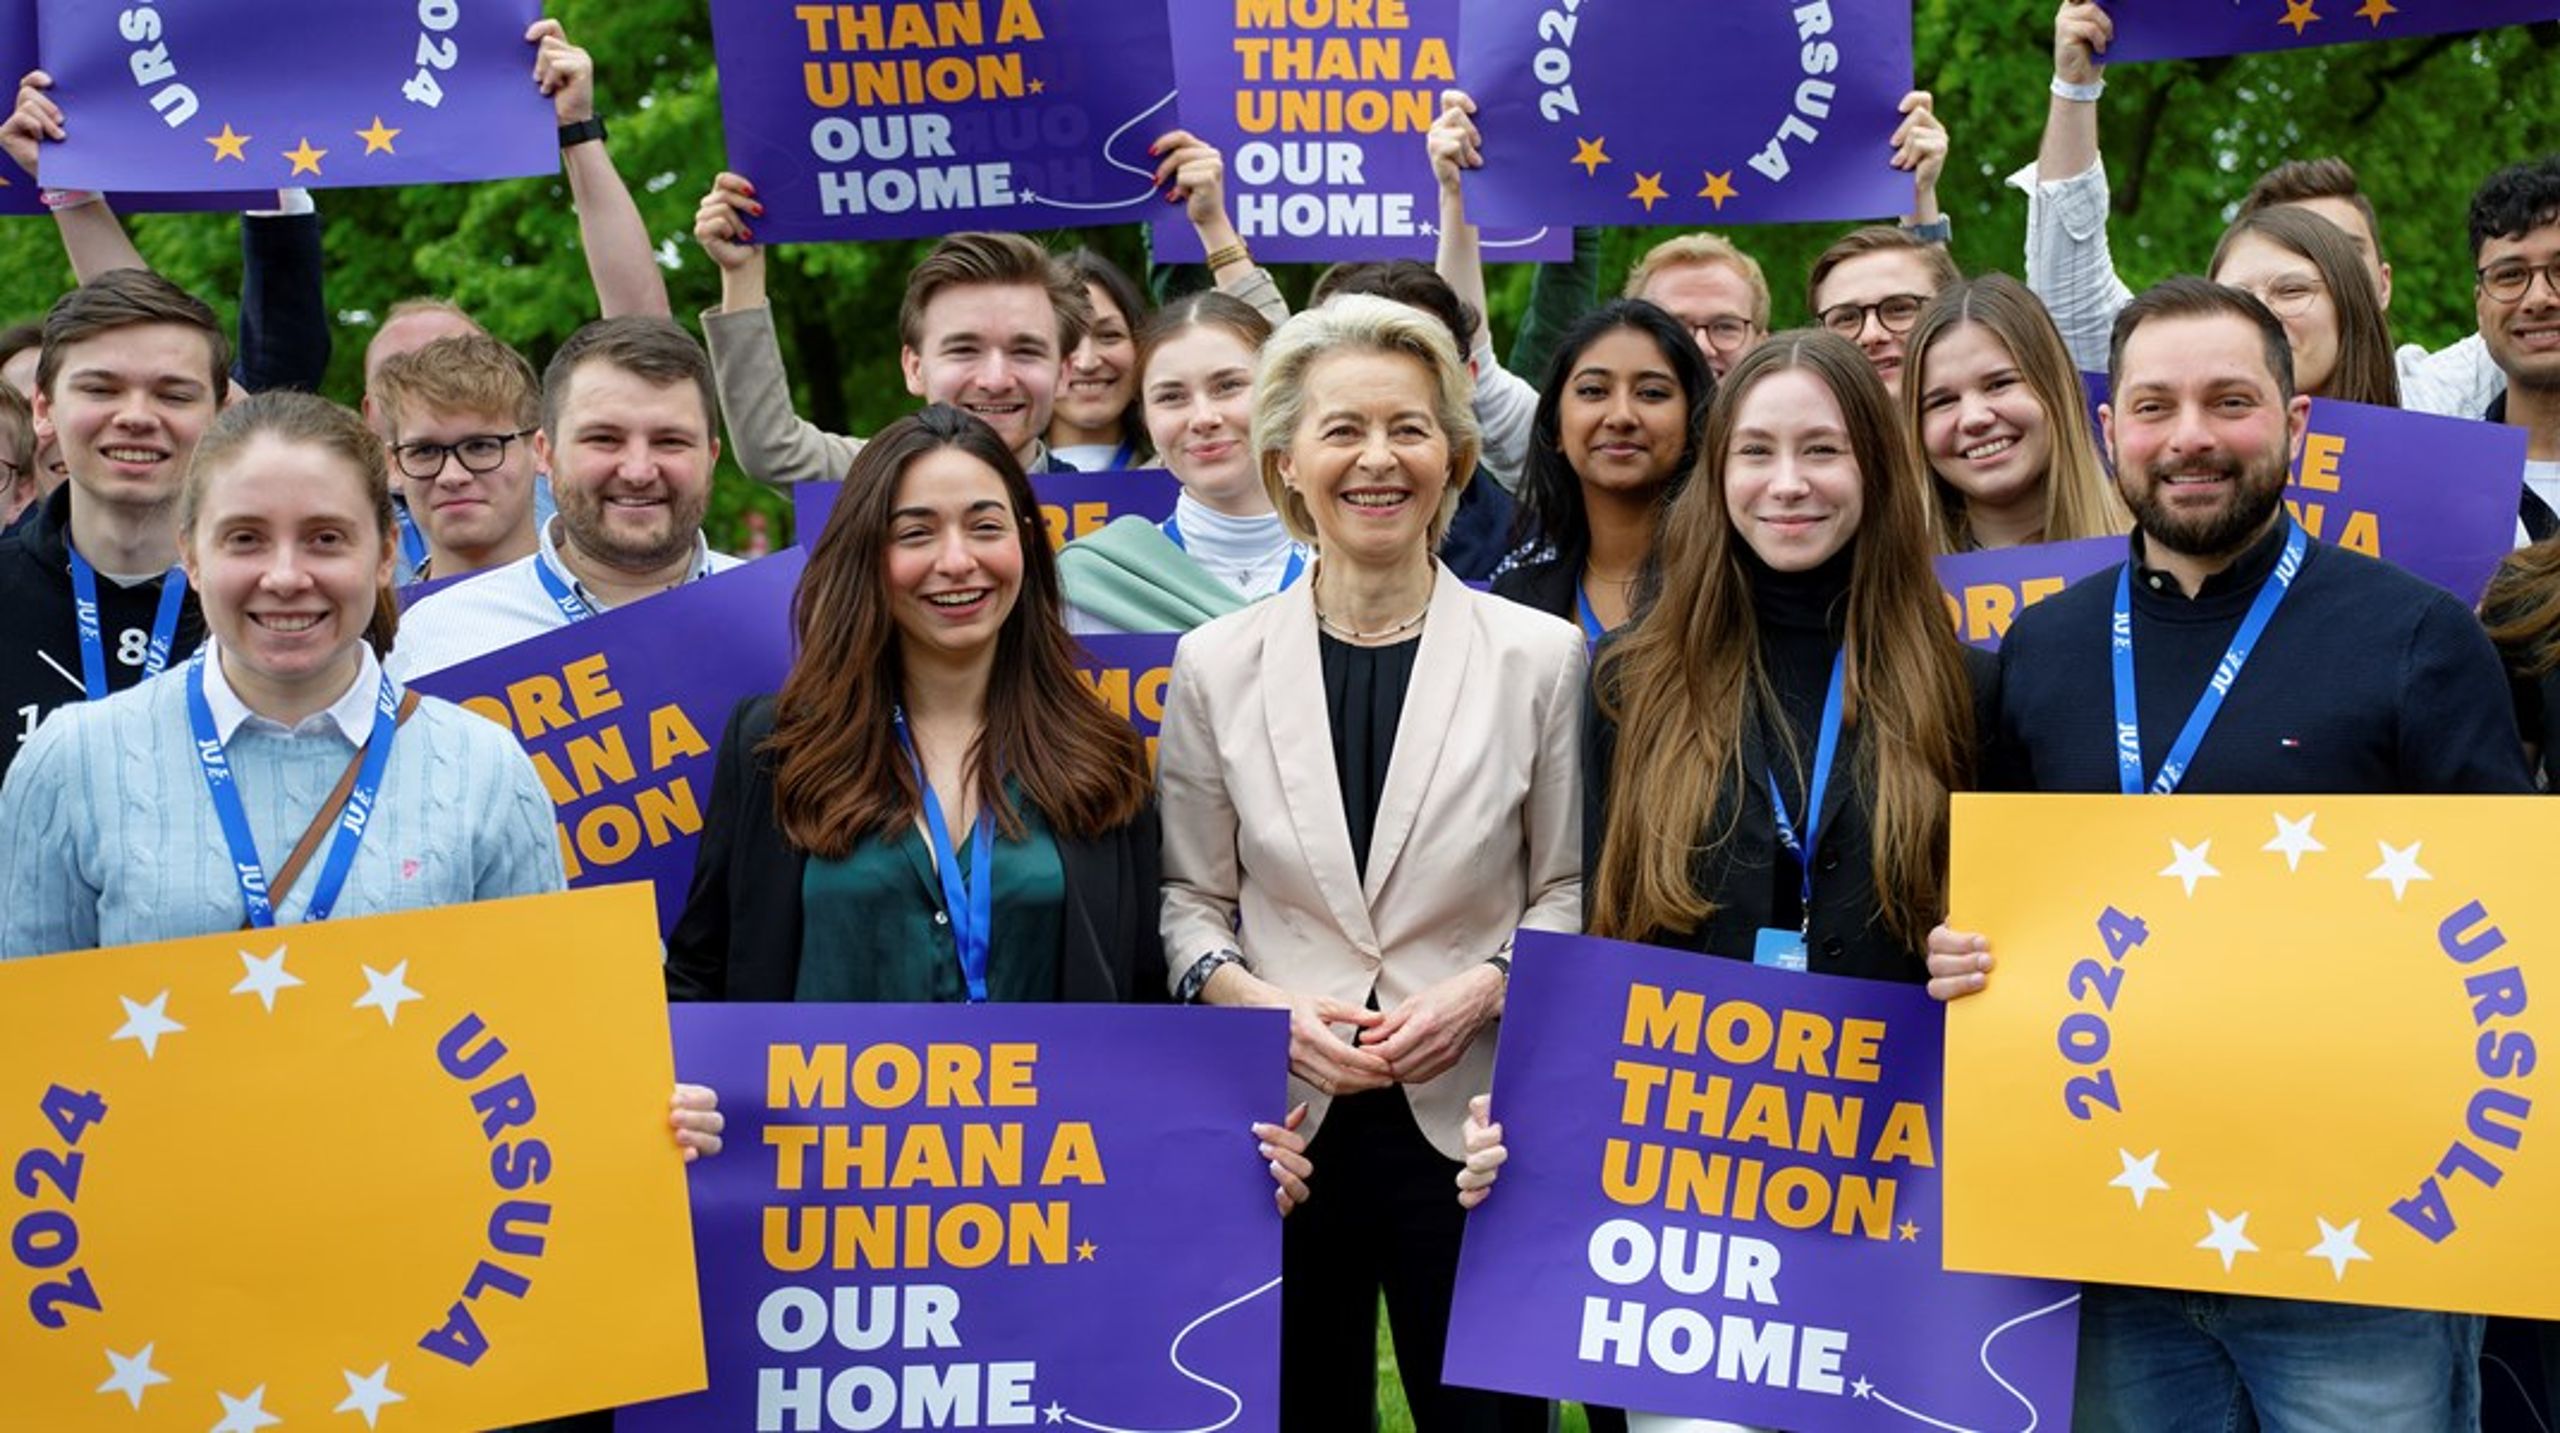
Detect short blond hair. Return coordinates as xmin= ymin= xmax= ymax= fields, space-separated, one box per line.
xmin=1625 ymin=233 xmax=1772 ymax=329
xmin=1252 ymin=295 xmax=1479 ymax=549
xmin=373 ymin=334 xmax=541 ymax=436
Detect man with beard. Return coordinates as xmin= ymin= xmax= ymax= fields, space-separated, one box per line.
xmin=1925 ymin=276 xmax=2528 ymax=1431
xmin=388 ymin=318 xmax=738 ymax=681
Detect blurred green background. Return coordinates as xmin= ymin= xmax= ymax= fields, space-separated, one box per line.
xmin=0 ymin=1 xmax=2546 ymax=555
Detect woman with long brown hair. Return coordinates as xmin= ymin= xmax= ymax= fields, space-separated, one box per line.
xmin=668 ymin=404 xmax=1166 ymax=1001
xmin=1904 ymin=274 xmax=2126 ymax=553
xmin=2210 ymin=204 xmax=2401 ymax=408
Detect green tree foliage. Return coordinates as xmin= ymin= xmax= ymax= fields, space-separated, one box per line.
xmin=0 ymin=1 xmax=2546 ymax=547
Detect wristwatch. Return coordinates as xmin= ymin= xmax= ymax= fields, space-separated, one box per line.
xmin=558 ymin=117 xmax=609 ymax=150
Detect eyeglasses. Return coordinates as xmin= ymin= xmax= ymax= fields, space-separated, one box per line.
xmin=390 ymin=429 xmax=535 ymax=481
xmin=1819 ymin=293 xmax=1927 ymax=339
xmin=2479 ymin=258 xmax=2560 ymax=306
xmin=1688 ymin=317 xmax=1758 ymax=354
xmin=2232 ymin=276 xmax=2327 ymax=319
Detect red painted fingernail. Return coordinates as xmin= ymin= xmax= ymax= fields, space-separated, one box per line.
xmin=750 ymin=200 xmax=764 ymax=215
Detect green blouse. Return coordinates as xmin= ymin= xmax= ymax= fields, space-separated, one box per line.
xmin=797 ymin=784 xmax=1066 ymax=1002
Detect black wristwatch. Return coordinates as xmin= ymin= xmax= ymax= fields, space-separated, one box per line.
xmin=558 ymin=116 xmax=609 ymax=150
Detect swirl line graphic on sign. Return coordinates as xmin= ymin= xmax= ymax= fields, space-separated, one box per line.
xmin=1021 ymin=89 xmax=1180 ymax=212
xmin=1057 ymin=1274 xmax=1281 ymax=1433
xmin=1862 ymin=1291 xmax=2083 ymax=1433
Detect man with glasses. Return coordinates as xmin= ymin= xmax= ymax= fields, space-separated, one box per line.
xmin=1623 ymin=232 xmax=1772 ymax=381
xmin=1806 ymin=226 xmax=1961 ymax=393
xmin=2471 ymin=157 xmax=2560 ymax=543
xmin=372 ymin=335 xmax=547 ymax=585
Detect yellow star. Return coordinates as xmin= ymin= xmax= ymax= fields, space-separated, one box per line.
xmin=204 ymin=123 xmax=251 ymax=163
xmin=355 ymin=116 xmax=400 ymax=156
xmin=2278 ymin=0 xmax=2320 ymax=35
xmin=1073 ymin=1239 xmax=1097 ymax=1261
xmin=1027 ymin=77 xmax=1046 ymax=94
xmin=282 ymin=137 xmax=327 ymax=177
xmin=1696 ymin=170 xmax=1737 ymax=210
xmin=2354 ymin=0 xmax=2394 ymax=23
xmin=1569 ymin=136 xmax=1609 ymax=176
xmin=1628 ymin=172 xmax=1667 ymax=213
xmin=1897 ymin=1220 xmax=1921 ymax=1242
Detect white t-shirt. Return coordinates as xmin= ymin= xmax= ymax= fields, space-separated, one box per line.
xmin=388 ymin=516 xmax=742 ymax=680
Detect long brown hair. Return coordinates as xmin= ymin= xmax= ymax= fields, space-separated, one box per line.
xmin=1591 ymin=332 xmax=1974 ymax=947
xmin=2484 ymin=540 xmax=2560 ymax=679
xmin=2210 ymin=205 xmax=2400 ymax=408
xmin=1903 ymin=274 xmax=2126 ymax=553
xmin=766 ymin=406 xmax=1148 ymax=858
xmin=182 ymin=391 xmax=400 ymax=660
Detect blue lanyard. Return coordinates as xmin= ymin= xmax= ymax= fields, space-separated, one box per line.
xmin=68 ymin=550 xmax=187 ymax=701
xmin=394 ymin=503 xmax=427 ymax=570
xmin=894 ymin=707 xmax=995 ymax=1003
xmin=185 ymin=651 xmax=401 ymax=928
xmin=1575 ymin=583 xmax=1608 ymax=643
xmin=1159 ymin=515 xmax=1308 ymax=591
xmin=1765 ymin=649 xmax=1848 ymax=932
xmin=533 ymin=555 xmax=594 ymax=623
xmin=2111 ymin=521 xmax=2308 ymax=796
xmin=1108 ymin=441 xmax=1137 ymax=471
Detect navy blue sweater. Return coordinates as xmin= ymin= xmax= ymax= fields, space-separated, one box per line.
xmin=1995 ymin=521 xmax=2533 ymax=796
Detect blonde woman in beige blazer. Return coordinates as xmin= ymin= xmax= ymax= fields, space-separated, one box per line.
xmin=1158 ymin=294 xmax=1583 ymax=1432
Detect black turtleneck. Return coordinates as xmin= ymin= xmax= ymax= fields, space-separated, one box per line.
xmin=1746 ymin=546 xmax=1853 ymax=938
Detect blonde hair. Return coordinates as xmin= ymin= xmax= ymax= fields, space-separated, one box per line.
xmin=373 ymin=333 xmax=542 ymax=436
xmin=1251 ymin=295 xmax=1479 ymax=548
xmin=1626 ymin=233 xmax=1772 ymax=330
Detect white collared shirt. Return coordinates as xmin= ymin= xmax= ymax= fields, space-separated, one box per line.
xmin=385 ymin=515 xmax=742 ymax=681
xmin=202 ymin=641 xmax=387 ymax=744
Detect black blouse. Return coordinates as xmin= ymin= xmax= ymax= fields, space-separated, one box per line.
xmin=1751 ymin=547 xmax=1855 ymax=935
xmin=1321 ymin=631 xmax=1422 ymax=880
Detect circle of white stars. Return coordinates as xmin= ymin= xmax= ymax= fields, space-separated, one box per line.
xmin=88 ymin=945 xmax=426 ymax=1421
xmin=2124 ymin=810 xmax=2417 ymax=1283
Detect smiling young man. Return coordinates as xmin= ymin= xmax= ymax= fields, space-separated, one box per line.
xmin=0 ymin=270 xmax=227 ymax=784
xmin=387 ymin=317 xmax=739 ymax=681
xmin=2471 ymin=157 xmax=2560 ymax=543
xmin=699 ymin=225 xmax=1091 ymax=482
xmin=1933 ymin=276 xmax=2527 ymax=1433
xmin=372 ymin=334 xmax=546 ymax=583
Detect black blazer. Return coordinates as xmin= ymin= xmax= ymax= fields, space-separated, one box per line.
xmin=665 ymin=695 xmax=1167 ymax=1004
xmin=1490 ymin=555 xmax=1579 ymax=625
xmin=1583 ymin=645 xmax=1998 ymax=982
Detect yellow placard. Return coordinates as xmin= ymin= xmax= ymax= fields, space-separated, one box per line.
xmin=0 ymin=884 xmax=705 ymax=1429
xmin=1943 ymin=794 xmax=2555 ymax=1317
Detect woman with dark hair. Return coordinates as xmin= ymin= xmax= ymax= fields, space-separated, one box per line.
xmin=2210 ymin=205 xmax=2401 ymax=408
xmin=1494 ymin=299 xmax=1712 ymax=638
xmin=1460 ymin=335 xmax=1989 ymax=1433
xmin=1903 ymin=274 xmax=2126 ymax=553
xmin=669 ymin=404 xmax=1165 ymax=1000
xmin=1050 ymin=250 xmax=1152 ymax=470
xmin=1060 ymin=291 xmax=1311 ymax=634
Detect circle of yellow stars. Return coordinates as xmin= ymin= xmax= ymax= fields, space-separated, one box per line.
xmin=201 ymin=116 xmax=405 ymax=178
xmin=1565 ymin=136 xmax=1740 ymax=216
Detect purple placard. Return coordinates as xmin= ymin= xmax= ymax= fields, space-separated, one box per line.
xmin=36 ymin=0 xmax=553 ymax=193
xmin=622 ymin=1003 xmax=1288 ymax=1432
xmin=1075 ymin=632 xmax=1181 ymax=755
xmin=1157 ymin=0 xmax=1566 ymax=263
xmin=1935 ymin=536 xmax=2123 ymax=652
xmin=1458 ymin=0 xmax=1912 ymax=230
xmin=2287 ymin=398 xmax=2524 ymax=604
xmin=1446 ymin=929 xmax=2081 ymax=1428
xmin=409 ymin=550 xmax=805 ymax=937
xmin=708 ymin=0 xmax=1179 ymax=242
xmin=793 ymin=468 xmax=1183 ymax=549
xmin=0 ymin=2 xmax=247 ymax=214
xmin=2103 ymin=0 xmax=2560 ymax=63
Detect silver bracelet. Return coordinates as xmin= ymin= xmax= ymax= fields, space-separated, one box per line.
xmin=1175 ymin=948 xmax=1249 ymax=1005
xmin=2050 ymin=75 xmax=2106 ymax=103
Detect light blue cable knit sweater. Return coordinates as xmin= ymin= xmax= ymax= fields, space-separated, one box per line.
xmin=0 ymin=667 xmax=564 ymax=959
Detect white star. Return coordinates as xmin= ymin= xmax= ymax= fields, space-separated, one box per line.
xmin=353 ymin=961 xmax=422 ymax=1026
xmin=2197 ymin=1209 xmax=2259 ymax=1271
xmin=230 ymin=945 xmax=303 ymax=1012
xmin=2111 ymin=1148 xmax=2171 ymax=1209
xmin=1851 ymin=1375 xmax=1875 ymax=1399
xmin=2262 ymin=812 xmax=2325 ymax=872
xmin=336 ymin=1362 xmax=407 ymax=1428
xmin=2160 ymin=838 xmax=2221 ymax=897
xmin=1044 ymin=1403 xmax=1066 ymax=1425
xmin=2367 ymin=841 xmax=2432 ymax=901
xmin=212 ymin=1385 xmax=283 ymax=1433
xmin=2306 ymin=1217 xmax=2373 ymax=1281
xmin=97 ymin=1343 xmax=171 ymax=1410
xmin=111 ymin=990 xmax=185 ymax=1059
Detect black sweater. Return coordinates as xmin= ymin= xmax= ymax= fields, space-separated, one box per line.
xmin=0 ymin=486 xmax=207 ymax=787
xmin=1995 ymin=521 xmax=2533 ymax=796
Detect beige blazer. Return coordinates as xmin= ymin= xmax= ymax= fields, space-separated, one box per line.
xmin=1158 ymin=562 xmax=1585 ymax=1160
